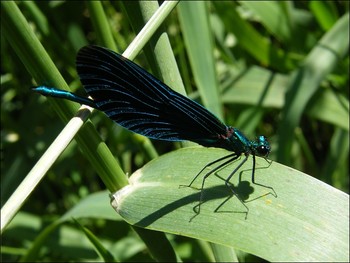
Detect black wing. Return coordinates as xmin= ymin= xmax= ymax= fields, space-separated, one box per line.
xmin=76 ymin=45 xmax=227 ymax=147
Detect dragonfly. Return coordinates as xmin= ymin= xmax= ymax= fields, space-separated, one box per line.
xmin=33 ymin=45 xmax=276 ymax=217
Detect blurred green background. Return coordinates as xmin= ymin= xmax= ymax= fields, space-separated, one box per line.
xmin=1 ymin=1 xmax=348 ymax=262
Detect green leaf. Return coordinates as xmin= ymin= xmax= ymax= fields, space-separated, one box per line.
xmin=60 ymin=191 xmax=121 ymax=222
xmin=73 ymin=219 xmax=116 ymax=262
xmin=220 ymin=65 xmax=349 ymax=131
xmin=240 ymin=1 xmax=294 ymax=42
xmin=111 ymin=147 xmax=349 ymax=262
xmin=178 ymin=1 xmax=222 ymax=119
xmin=87 ymin=1 xmax=117 ymax=50
xmin=221 ymin=65 xmax=288 ymax=108
xmin=277 ymin=12 xmax=349 ymax=164
xmin=213 ymin=1 xmax=295 ymax=71
xmin=306 ymin=88 xmax=349 ymax=131
xmin=310 ymin=1 xmax=339 ymax=30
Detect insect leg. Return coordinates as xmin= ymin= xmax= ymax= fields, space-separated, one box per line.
xmin=195 ymin=154 xmax=240 ymax=215
xmin=184 ymin=152 xmax=238 ymax=188
xmin=251 ymin=155 xmax=277 ymax=197
xmin=224 ymin=154 xmax=250 ymax=216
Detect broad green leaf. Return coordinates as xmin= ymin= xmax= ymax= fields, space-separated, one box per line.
xmin=60 ymin=191 xmax=121 ymax=222
xmin=221 ymin=66 xmax=349 ymax=131
xmin=111 ymin=147 xmax=349 ymax=262
xmin=221 ymin=65 xmax=288 ymax=108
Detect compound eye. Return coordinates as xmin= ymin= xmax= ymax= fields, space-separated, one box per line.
xmin=255 ymin=135 xmax=271 ymax=156
xmin=257 ymin=145 xmax=270 ymax=157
